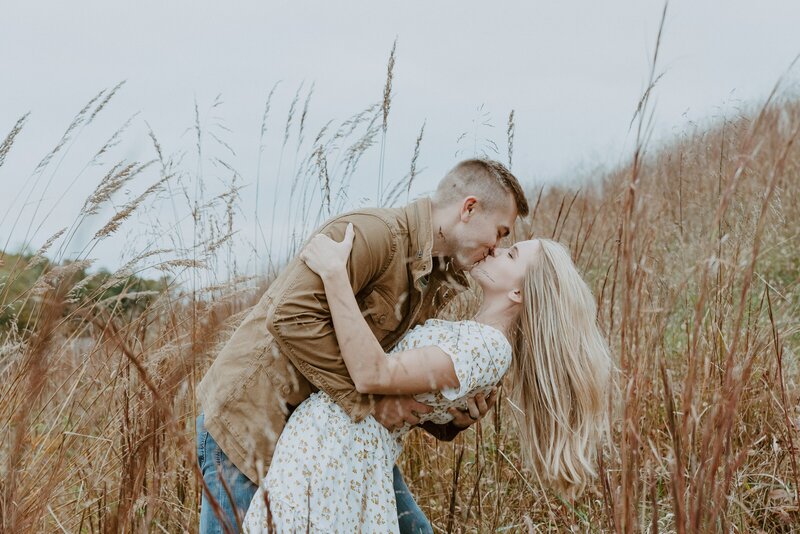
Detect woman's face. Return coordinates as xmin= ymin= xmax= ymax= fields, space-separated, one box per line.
xmin=469 ymin=239 xmax=541 ymax=299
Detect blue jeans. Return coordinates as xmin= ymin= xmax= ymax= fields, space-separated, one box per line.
xmin=393 ymin=465 xmax=434 ymax=534
xmin=197 ymin=413 xmax=432 ymax=533
xmin=197 ymin=413 xmax=257 ymax=534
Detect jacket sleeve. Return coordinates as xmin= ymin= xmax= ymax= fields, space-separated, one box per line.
xmin=267 ymin=213 xmax=397 ymax=420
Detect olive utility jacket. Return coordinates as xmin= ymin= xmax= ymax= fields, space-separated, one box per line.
xmin=196 ymin=198 xmax=469 ymax=484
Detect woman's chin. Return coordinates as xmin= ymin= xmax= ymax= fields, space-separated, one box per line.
xmin=469 ymin=267 xmax=489 ymax=288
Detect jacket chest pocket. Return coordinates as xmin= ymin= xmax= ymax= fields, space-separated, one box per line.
xmin=362 ymin=289 xmax=404 ymax=338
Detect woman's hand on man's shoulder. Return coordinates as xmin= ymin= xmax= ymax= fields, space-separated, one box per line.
xmin=300 ymin=222 xmax=356 ymax=280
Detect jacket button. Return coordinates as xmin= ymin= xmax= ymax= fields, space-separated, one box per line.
xmin=379 ymin=315 xmax=386 ymax=324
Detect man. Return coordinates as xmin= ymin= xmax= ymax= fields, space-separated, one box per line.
xmin=197 ymin=158 xmax=529 ymax=533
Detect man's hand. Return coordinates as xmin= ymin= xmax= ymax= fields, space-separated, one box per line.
xmin=447 ymin=388 xmax=498 ymax=429
xmin=373 ymin=395 xmax=433 ymax=431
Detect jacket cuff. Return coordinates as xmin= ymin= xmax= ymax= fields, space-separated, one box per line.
xmin=419 ymin=420 xmax=464 ymax=442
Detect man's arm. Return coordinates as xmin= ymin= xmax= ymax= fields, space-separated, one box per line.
xmin=267 ymin=213 xmax=396 ymax=419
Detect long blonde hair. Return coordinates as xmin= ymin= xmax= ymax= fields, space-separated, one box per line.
xmin=509 ymin=238 xmax=612 ymax=497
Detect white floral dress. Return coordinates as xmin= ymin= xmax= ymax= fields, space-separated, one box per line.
xmin=242 ymin=319 xmax=512 ymax=533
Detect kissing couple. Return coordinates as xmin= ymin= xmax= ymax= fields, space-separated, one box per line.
xmin=196 ymin=158 xmax=613 ymax=533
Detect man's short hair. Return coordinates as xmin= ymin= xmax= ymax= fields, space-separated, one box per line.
xmin=433 ymin=158 xmax=529 ymax=217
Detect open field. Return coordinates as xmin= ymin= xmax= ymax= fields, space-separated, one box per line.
xmin=1 ymin=67 xmax=799 ymax=532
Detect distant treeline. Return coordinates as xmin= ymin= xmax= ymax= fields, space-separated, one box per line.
xmin=0 ymin=252 xmax=167 ymax=332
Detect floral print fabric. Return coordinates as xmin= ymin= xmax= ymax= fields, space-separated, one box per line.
xmin=242 ymin=319 xmax=512 ymax=533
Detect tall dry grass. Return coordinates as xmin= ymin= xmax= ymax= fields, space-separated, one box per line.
xmin=1 ymin=45 xmax=799 ymax=533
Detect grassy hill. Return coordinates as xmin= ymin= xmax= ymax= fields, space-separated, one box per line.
xmin=1 ymin=91 xmax=798 ymax=531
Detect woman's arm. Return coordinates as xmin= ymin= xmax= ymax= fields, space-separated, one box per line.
xmin=321 ymin=269 xmax=460 ymax=395
xmin=300 ymin=225 xmax=461 ymax=395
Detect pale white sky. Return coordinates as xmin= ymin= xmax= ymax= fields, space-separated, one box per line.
xmin=1 ymin=1 xmax=799 ymax=278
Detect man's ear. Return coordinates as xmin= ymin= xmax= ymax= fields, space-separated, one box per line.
xmin=460 ymin=196 xmax=479 ymax=222
xmin=508 ymin=288 xmax=523 ymax=304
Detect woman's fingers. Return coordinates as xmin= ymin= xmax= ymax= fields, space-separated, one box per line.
xmin=344 ymin=222 xmax=355 ymax=245
xmin=306 ymin=226 xmax=354 ymax=262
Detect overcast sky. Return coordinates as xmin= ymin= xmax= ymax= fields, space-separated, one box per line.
xmin=2 ymin=1 xmax=799 ymax=277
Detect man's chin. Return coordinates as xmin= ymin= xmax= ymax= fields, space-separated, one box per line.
xmin=454 ymin=256 xmax=482 ymax=272
xmin=450 ymin=257 xmax=472 ymax=272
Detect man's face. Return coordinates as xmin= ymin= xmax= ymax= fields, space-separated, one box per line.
xmin=448 ymin=195 xmax=518 ymax=270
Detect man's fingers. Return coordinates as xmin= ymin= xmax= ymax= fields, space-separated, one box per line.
xmin=475 ymin=393 xmax=489 ymax=415
xmin=466 ymin=397 xmax=480 ymax=420
xmin=404 ymin=413 xmax=421 ymax=426
xmin=486 ymin=387 xmax=498 ymax=407
xmin=411 ymin=401 xmax=433 ymax=414
xmin=374 ymin=396 xmax=431 ymax=431
xmin=448 ymin=407 xmax=472 ymax=429
xmin=384 ymin=398 xmax=405 ymax=416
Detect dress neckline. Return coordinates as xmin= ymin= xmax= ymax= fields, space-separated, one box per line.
xmin=465 ymin=319 xmax=511 ymax=347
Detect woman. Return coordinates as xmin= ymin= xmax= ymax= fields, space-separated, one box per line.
xmin=243 ymin=224 xmax=612 ymax=532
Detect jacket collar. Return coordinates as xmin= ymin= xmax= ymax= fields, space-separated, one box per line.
xmin=404 ymin=197 xmax=469 ymax=291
